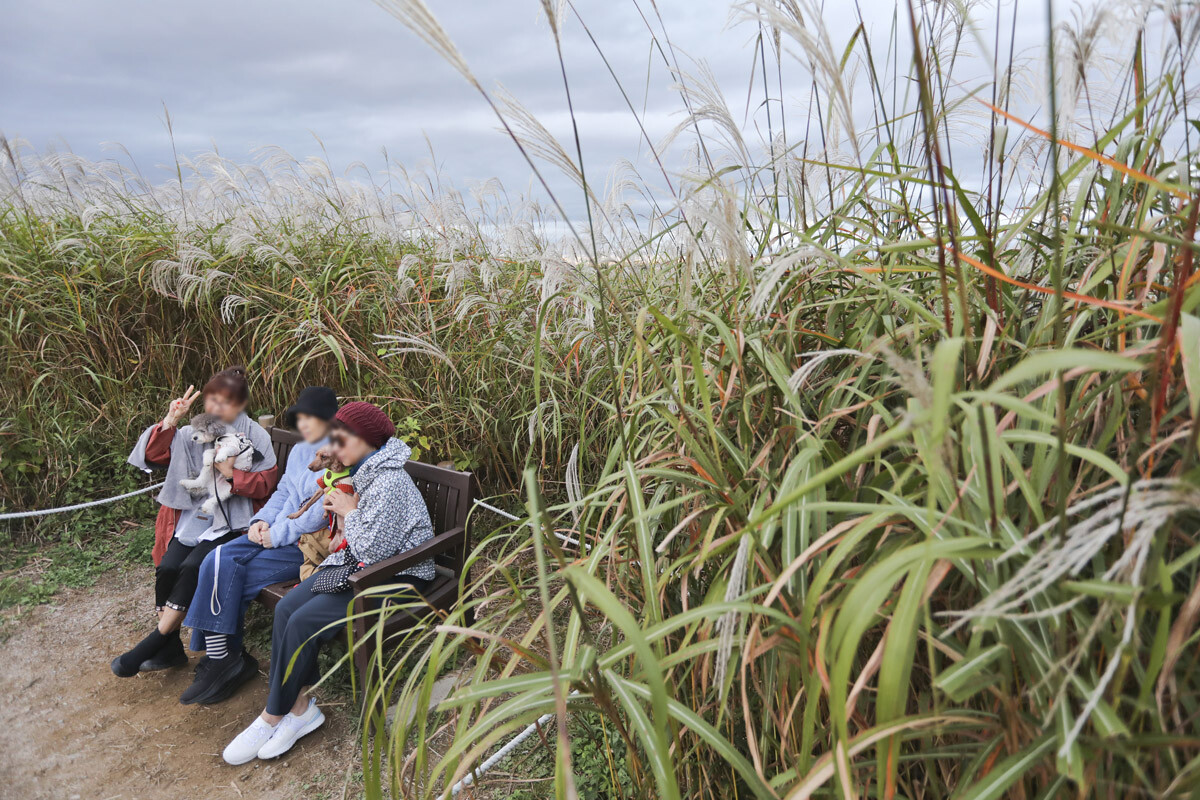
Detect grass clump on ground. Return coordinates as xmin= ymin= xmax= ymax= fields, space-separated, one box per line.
xmin=0 ymin=523 xmax=154 ymax=620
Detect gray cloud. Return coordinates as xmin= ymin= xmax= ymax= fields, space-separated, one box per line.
xmin=2 ymin=0 xmax=1067 ymax=217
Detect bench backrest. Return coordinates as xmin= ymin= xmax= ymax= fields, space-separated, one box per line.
xmin=268 ymin=426 xmax=303 ymax=468
xmin=264 ymin=425 xmax=473 ymax=573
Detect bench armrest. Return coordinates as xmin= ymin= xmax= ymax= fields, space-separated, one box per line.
xmin=349 ymin=526 xmax=466 ymax=592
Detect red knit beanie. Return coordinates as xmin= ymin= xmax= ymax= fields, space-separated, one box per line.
xmin=334 ymin=401 xmax=395 ymax=448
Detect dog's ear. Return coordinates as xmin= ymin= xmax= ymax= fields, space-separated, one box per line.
xmin=307 ymin=447 xmax=330 ymax=471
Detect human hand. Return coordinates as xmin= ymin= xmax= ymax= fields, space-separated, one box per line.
xmin=247 ymin=521 xmax=270 ymax=546
xmin=163 ymin=385 xmax=201 ymax=428
xmin=215 ymin=459 xmax=235 ymax=479
xmin=323 ymin=490 xmax=359 ymax=519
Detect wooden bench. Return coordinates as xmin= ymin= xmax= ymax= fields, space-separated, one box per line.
xmin=254 ymin=424 xmax=474 ymax=684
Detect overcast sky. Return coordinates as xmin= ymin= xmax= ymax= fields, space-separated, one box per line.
xmin=1 ymin=0 xmax=1083 ymax=212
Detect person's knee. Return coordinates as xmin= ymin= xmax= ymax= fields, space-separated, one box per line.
xmin=276 ymin=591 xmax=305 ymax=620
xmin=202 ymin=545 xmax=229 ymax=569
xmin=273 ymin=595 xmax=306 ymax=635
xmin=272 ymin=600 xmax=293 ymax=629
xmin=283 ymin=608 xmax=318 ymax=642
xmin=176 ymin=560 xmax=202 ymax=585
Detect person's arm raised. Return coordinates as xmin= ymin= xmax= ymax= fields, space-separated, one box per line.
xmin=162 ymin=385 xmax=200 ymax=428
xmin=144 ymin=424 xmax=176 ymax=466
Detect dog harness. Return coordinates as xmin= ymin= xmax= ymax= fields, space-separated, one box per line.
xmin=317 ymin=467 xmax=352 ymax=494
xmin=318 ymin=467 xmax=353 ymax=548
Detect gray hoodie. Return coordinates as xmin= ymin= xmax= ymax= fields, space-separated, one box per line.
xmin=320 ymin=437 xmax=436 ymax=582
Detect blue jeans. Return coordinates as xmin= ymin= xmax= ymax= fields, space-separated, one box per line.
xmin=183 ymin=535 xmax=304 ymax=654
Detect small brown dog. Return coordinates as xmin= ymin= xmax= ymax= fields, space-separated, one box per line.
xmin=289 ymin=446 xmax=353 ymax=520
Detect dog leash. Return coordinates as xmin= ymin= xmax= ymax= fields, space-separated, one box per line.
xmin=207 ymin=436 xmax=256 ymax=618
xmin=210 ymin=544 xmax=223 ymax=616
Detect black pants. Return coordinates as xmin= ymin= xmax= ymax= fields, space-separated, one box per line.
xmin=155 ymin=530 xmax=244 ymax=612
xmin=266 ymin=570 xmax=430 ymax=715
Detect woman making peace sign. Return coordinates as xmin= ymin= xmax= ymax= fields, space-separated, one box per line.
xmin=114 ymin=367 xmax=279 ymax=676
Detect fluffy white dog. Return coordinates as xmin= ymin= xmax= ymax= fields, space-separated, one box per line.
xmin=179 ymin=413 xmax=257 ymax=517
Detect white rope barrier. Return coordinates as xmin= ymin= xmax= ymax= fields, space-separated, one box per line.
xmin=451 ymin=708 xmax=554 ymax=795
xmin=451 ymin=690 xmax=581 ymax=796
xmin=472 ymin=499 xmax=581 ymax=547
xmin=446 ymin=501 xmax=585 ymax=794
xmin=473 ymin=499 xmax=520 ymax=521
xmin=0 ymin=481 xmax=166 ymax=521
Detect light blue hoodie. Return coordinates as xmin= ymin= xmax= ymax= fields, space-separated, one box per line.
xmin=250 ymin=436 xmax=330 ymax=547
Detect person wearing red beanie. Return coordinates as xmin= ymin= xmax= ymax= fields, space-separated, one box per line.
xmin=332 ymin=401 xmax=395 ymax=449
xmin=223 ymin=400 xmax=436 ymax=765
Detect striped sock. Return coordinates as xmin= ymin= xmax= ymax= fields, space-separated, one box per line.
xmin=205 ymin=633 xmax=229 ymax=660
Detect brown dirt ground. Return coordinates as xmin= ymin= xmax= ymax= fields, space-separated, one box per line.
xmin=0 ymin=565 xmax=359 ymax=800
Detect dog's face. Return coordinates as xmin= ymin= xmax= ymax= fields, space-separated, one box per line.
xmin=188 ymin=413 xmax=227 ymax=444
xmin=307 ymin=445 xmax=348 ymax=473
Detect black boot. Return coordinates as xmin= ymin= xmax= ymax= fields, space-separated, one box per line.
xmin=180 ymin=650 xmax=258 ymax=705
xmin=139 ymin=634 xmax=188 ymax=672
xmin=111 ymin=629 xmax=172 ymax=677
xmin=200 ymin=650 xmax=260 ymax=705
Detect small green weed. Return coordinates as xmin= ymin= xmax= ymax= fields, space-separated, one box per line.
xmin=498 ymin=713 xmax=632 ymax=800
xmin=396 ymin=415 xmax=432 ymax=463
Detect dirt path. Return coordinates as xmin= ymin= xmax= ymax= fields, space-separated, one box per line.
xmin=0 ymin=566 xmax=358 ymax=800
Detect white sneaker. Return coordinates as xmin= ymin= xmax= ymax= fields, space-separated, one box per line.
xmin=256 ymin=699 xmax=325 ymax=759
xmin=223 ymin=717 xmax=279 ymax=765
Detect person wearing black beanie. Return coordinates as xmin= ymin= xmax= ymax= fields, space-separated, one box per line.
xmin=283 ymin=386 xmax=338 ymax=429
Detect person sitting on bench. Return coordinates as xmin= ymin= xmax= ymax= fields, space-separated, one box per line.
xmin=222 ymin=401 xmax=436 ymax=764
xmin=114 ymin=367 xmax=278 ymax=677
xmin=177 ymin=386 xmax=339 ymax=705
